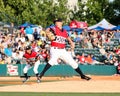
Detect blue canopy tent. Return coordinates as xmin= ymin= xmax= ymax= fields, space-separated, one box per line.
xmin=46 ymin=25 xmax=71 ymax=31
xmin=88 ymin=19 xmax=116 ymax=30
xmin=19 ymin=22 xmax=38 ymax=29
xmin=70 ymin=28 xmax=83 ymax=35
xmin=62 ymin=25 xmax=71 ymax=31
xmin=63 ymin=25 xmax=83 ymax=35
xmin=112 ymin=25 xmax=120 ymax=30
xmin=92 ymin=26 xmax=105 ymax=31
xmin=46 ymin=24 xmax=82 ymax=35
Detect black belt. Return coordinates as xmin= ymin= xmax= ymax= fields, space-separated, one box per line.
xmin=53 ymin=47 xmax=64 ymax=49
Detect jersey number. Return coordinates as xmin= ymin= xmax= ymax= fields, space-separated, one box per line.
xmin=55 ymin=36 xmax=66 ymax=44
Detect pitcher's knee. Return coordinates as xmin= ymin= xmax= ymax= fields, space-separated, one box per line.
xmin=71 ymin=64 xmax=78 ymax=69
xmin=69 ymin=62 xmax=78 ymax=69
xmin=33 ymin=68 xmax=38 ymax=74
xmin=66 ymin=59 xmax=78 ymax=69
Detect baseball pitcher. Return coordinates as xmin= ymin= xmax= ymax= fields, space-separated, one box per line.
xmin=37 ymin=18 xmax=91 ymax=82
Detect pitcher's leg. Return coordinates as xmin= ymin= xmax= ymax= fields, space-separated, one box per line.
xmin=39 ymin=63 xmax=52 ymax=79
xmin=61 ymin=50 xmax=91 ymax=80
xmin=75 ymin=67 xmax=91 ymax=80
xmin=38 ymin=48 xmax=59 ymax=79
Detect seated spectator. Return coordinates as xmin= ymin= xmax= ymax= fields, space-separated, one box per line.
xmin=90 ymin=54 xmax=101 ymax=64
xmin=105 ymin=36 xmax=111 ymax=44
xmin=40 ymin=28 xmax=46 ymax=37
xmin=90 ymin=30 xmax=98 ymax=39
xmin=115 ymin=46 xmax=120 ymax=55
xmin=80 ymin=38 xmax=89 ymax=48
xmin=91 ymin=38 xmax=99 ymax=48
xmin=31 ymin=40 xmax=39 ymax=52
xmin=108 ymin=31 xmax=114 ymax=38
xmin=0 ymin=36 xmax=8 ymax=49
xmin=15 ymin=33 xmax=26 ymax=43
xmin=0 ymin=51 xmax=5 ymax=64
xmin=99 ymin=46 xmax=106 ymax=55
xmin=97 ymin=40 xmax=103 ymax=48
xmin=114 ymin=29 xmax=120 ymax=43
xmin=40 ymin=41 xmax=46 ymax=49
xmin=85 ymin=54 xmax=93 ymax=64
xmin=4 ymin=44 xmax=13 ymax=64
xmin=20 ymin=34 xmax=26 ymax=43
xmin=33 ymin=28 xmax=40 ymax=40
xmin=12 ymin=49 xmax=22 ymax=64
xmin=0 ymin=58 xmax=5 ymax=64
xmin=16 ymin=40 xmax=23 ymax=49
xmin=74 ymin=33 xmax=81 ymax=43
xmin=4 ymin=55 xmax=12 ymax=64
xmin=25 ymin=26 xmax=34 ymax=41
xmin=37 ymin=38 xmax=43 ymax=47
xmin=86 ymin=38 xmax=93 ymax=49
xmin=20 ymin=27 xmax=25 ymax=35
xmin=40 ymin=34 xmax=47 ymax=41
xmin=71 ymin=31 xmax=77 ymax=41
xmin=104 ymin=52 xmax=116 ymax=65
xmin=24 ymin=37 xmax=31 ymax=46
xmin=79 ymin=53 xmax=86 ymax=64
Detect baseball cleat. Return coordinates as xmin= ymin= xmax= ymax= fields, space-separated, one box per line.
xmin=22 ymin=77 xmax=30 ymax=83
xmin=81 ymin=75 xmax=91 ymax=81
xmin=36 ymin=75 xmax=41 ymax=83
xmin=37 ymin=79 xmax=41 ymax=83
xmin=38 ymin=73 xmax=42 ymax=78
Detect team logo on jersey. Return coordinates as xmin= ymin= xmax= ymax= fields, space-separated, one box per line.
xmin=54 ymin=36 xmax=66 ymax=44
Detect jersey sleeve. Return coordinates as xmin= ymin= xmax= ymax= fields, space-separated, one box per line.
xmin=50 ymin=27 xmax=56 ymax=35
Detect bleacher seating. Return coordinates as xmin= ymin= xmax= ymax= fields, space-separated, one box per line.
xmin=65 ymin=38 xmax=120 ymax=63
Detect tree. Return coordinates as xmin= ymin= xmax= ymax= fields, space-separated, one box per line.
xmin=71 ymin=0 xmax=111 ymax=26
xmin=37 ymin=0 xmax=69 ymax=27
xmin=85 ymin=0 xmax=110 ymax=25
xmin=0 ymin=0 xmax=69 ymax=27
xmin=70 ymin=0 xmax=85 ymax=21
xmin=109 ymin=0 xmax=120 ymax=25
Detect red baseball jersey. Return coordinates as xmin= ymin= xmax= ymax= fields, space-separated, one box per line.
xmin=23 ymin=51 xmax=38 ymax=59
xmin=50 ymin=26 xmax=68 ymax=48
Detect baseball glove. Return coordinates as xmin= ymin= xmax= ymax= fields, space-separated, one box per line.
xmin=46 ymin=29 xmax=56 ymax=41
xmin=24 ymin=58 xmax=36 ymax=66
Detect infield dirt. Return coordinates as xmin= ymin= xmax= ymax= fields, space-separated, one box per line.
xmin=0 ymin=75 xmax=120 ymax=92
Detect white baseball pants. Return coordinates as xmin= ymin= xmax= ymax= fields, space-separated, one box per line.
xmin=48 ymin=47 xmax=78 ymax=69
xmin=23 ymin=60 xmax=40 ymax=74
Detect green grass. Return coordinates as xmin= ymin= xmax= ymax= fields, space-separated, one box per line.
xmin=0 ymin=80 xmax=64 ymax=87
xmin=0 ymin=93 xmax=120 ymax=96
xmin=0 ymin=84 xmax=17 ymax=87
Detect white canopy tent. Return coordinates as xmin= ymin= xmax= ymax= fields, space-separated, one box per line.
xmin=88 ymin=19 xmax=116 ymax=30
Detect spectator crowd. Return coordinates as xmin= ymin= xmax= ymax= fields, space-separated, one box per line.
xmin=0 ymin=22 xmax=120 ymax=71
